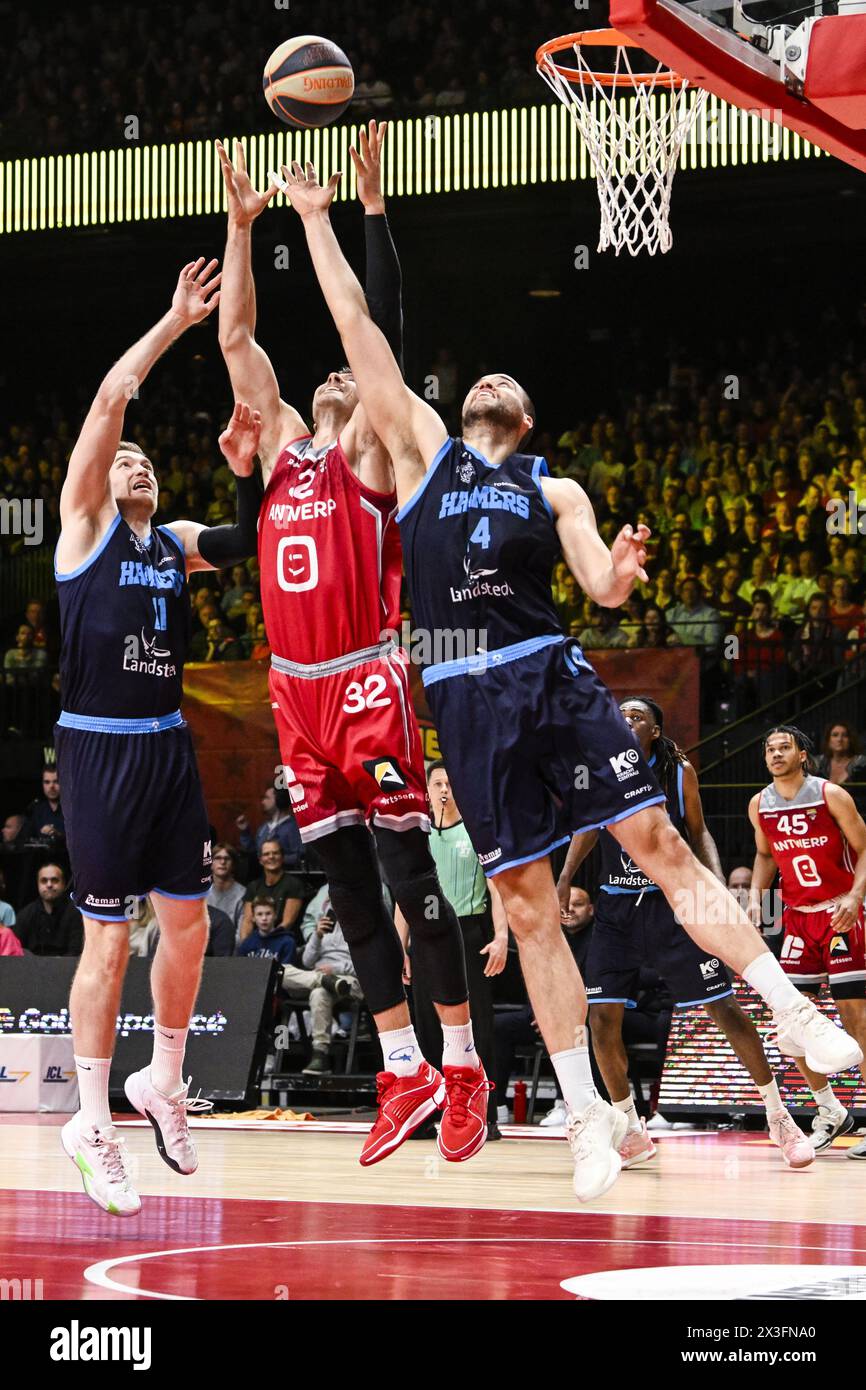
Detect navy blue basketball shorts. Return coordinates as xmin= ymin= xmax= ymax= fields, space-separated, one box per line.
xmin=424 ymin=635 xmax=666 ymax=877
xmin=55 ymin=720 xmax=212 ymax=921
xmin=586 ymin=888 xmax=733 ymax=1009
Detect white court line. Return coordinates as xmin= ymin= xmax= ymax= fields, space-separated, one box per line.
xmin=84 ymin=1234 xmax=866 ymax=1301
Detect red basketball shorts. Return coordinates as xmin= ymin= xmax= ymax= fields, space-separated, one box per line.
xmin=268 ymin=643 xmax=430 ymax=843
xmin=780 ymin=899 xmax=866 ymax=999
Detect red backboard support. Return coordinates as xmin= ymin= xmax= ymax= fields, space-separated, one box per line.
xmin=609 ymin=0 xmax=866 ymax=172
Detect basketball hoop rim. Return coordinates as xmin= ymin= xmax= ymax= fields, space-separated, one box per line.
xmin=535 ymin=29 xmax=687 ymax=88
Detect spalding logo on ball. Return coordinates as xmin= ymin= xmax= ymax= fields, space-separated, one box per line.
xmin=263 ymin=35 xmax=354 ymax=129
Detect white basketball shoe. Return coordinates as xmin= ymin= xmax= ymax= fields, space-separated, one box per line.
xmin=61 ymin=1114 xmax=141 ymax=1217
xmin=771 ymin=996 xmax=863 ymax=1074
xmin=567 ymin=1097 xmax=628 ymax=1202
xmin=124 ymin=1067 xmax=210 ymax=1175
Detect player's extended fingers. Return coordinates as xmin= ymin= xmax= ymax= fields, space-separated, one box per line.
xmin=634 ymin=522 xmax=652 ymax=540
xmin=199 ymin=272 xmax=222 ymax=299
xmin=305 ymin=161 xmax=318 ymax=183
xmin=327 ymin=172 xmax=342 ymax=193
xmin=292 ymin=160 xmax=305 ymax=181
xmin=358 ymin=128 xmax=370 ymax=164
xmin=348 ymin=145 xmax=364 ymax=175
xmin=637 ymin=565 xmax=649 ymax=583
xmin=186 ymin=256 xmax=206 ymax=279
xmin=202 ymin=289 xmax=221 ymax=313
xmin=195 ymin=257 xmax=219 ymax=283
xmin=236 ymin=140 xmax=247 ymax=173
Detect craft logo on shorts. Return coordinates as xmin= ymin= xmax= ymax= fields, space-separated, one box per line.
xmin=609 ymin=748 xmax=640 ymax=781
xmin=699 ymin=958 xmax=721 ymax=979
xmin=363 ymin=758 xmax=407 ymax=792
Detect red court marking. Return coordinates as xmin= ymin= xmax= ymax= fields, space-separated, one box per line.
xmin=1 ymin=1186 xmax=864 ymax=1300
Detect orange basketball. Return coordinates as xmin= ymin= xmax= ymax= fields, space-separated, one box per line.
xmin=263 ymin=35 xmax=355 ymax=129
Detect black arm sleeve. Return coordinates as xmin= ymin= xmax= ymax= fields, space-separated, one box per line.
xmin=364 ymin=213 xmax=404 ymax=374
xmin=196 ymin=469 xmax=263 ymax=569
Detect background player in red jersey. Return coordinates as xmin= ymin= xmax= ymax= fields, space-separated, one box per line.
xmin=217 ymin=126 xmax=489 ymax=1166
xmin=749 ymin=726 xmax=866 ymax=1158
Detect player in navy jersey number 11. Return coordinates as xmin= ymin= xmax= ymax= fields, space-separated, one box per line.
xmin=281 ymin=161 xmax=862 ymax=1204
xmin=56 ymin=257 xmax=267 ymax=1216
xmin=750 ymin=727 xmax=866 ymax=1158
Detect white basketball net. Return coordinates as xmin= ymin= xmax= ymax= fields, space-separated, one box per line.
xmin=538 ymin=40 xmax=707 ymax=256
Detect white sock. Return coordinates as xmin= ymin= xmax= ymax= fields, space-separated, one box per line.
xmin=378 ymin=1024 xmax=422 ymax=1077
xmin=551 ymin=1046 xmax=596 ymax=1115
xmin=441 ymin=1020 xmax=479 ymax=1070
xmin=74 ymin=1055 xmax=113 ymax=1131
xmin=742 ymin=953 xmax=802 ymax=1014
xmin=757 ymin=1077 xmax=784 ymax=1117
xmin=612 ymin=1095 xmax=642 ymax=1133
xmin=151 ymin=1022 xmax=188 ymax=1096
xmin=813 ymin=1083 xmax=842 ymax=1113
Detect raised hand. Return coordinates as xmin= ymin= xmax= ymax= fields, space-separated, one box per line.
xmin=610 ymin=523 xmax=651 ymax=587
xmin=218 ymin=401 xmax=262 ymax=476
xmin=349 ymin=119 xmax=388 ymax=214
xmin=171 ymin=257 xmax=221 ymax=326
xmin=217 ymin=140 xmax=279 ymax=226
xmin=276 ymin=161 xmax=342 ymax=219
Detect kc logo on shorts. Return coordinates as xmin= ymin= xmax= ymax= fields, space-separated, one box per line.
xmin=699 ymin=958 xmax=721 ymax=979
xmin=609 ymin=748 xmax=640 ymax=781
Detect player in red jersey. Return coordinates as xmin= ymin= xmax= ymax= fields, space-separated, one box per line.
xmin=216 ymin=126 xmax=489 ymax=1165
xmin=749 ymin=726 xmax=866 ymax=1157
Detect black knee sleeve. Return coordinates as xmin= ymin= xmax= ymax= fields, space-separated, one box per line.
xmin=311 ymin=826 xmax=405 ymax=1015
xmin=374 ymin=827 xmax=468 ymax=1007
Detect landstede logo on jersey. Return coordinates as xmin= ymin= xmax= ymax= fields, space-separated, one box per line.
xmin=122 ymin=631 xmax=177 ymax=679
xmin=609 ymin=748 xmax=641 ymax=781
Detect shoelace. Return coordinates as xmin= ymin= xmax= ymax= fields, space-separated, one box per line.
xmin=92 ymin=1130 xmax=131 ymax=1186
xmin=445 ymin=1071 xmax=493 ymax=1128
xmin=375 ymin=1071 xmax=398 ymax=1107
xmin=164 ymin=1081 xmax=213 ymax=1137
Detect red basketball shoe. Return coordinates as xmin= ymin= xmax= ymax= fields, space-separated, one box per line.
xmin=360 ymin=1061 xmax=445 ymax=1167
xmin=437 ymin=1063 xmax=492 ymax=1163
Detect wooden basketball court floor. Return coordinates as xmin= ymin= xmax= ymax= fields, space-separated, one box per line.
xmin=1 ymin=1115 xmax=864 ymax=1300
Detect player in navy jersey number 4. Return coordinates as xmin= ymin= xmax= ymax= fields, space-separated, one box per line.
xmin=280 ymin=161 xmax=862 ymax=1203
xmin=56 ymin=257 xmax=267 ymax=1216
xmin=749 ymin=727 xmax=866 ymax=1158
xmin=560 ymin=698 xmax=814 ymax=1171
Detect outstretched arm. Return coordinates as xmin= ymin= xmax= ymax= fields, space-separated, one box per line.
xmin=542 ymin=475 xmax=650 ymax=608
xmin=59 ymin=258 xmax=221 ymax=554
xmin=279 ymin=163 xmax=447 ymax=508
xmin=216 ymin=141 xmax=307 ymax=479
xmin=169 ymin=403 xmax=263 ymax=573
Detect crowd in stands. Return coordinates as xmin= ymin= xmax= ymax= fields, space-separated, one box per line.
xmin=4 ymin=324 xmax=866 ymax=737
xmin=0 ymin=0 xmax=559 ymax=157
